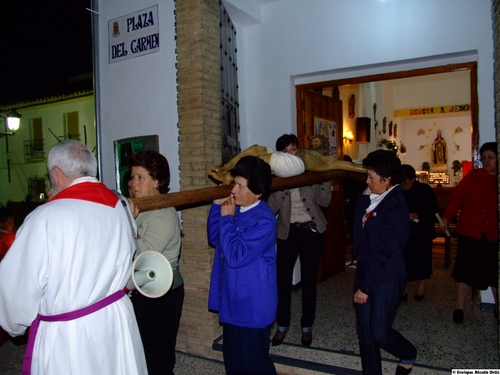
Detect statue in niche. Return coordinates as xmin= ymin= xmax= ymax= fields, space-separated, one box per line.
xmin=388 ymin=121 xmax=393 ymax=136
xmin=431 ymin=129 xmax=448 ymax=172
xmin=382 ymin=117 xmax=387 ymax=134
xmin=349 ymin=94 xmax=355 ymax=119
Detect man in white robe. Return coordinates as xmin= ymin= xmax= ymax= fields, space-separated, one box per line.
xmin=0 ymin=140 xmax=147 ymax=375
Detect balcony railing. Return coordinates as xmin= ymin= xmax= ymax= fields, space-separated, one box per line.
xmin=24 ymin=139 xmax=45 ymax=160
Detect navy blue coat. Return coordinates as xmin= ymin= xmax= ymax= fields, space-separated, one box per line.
xmin=353 ymin=185 xmax=410 ymax=295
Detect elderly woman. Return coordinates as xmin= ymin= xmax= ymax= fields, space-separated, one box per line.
xmin=440 ymin=142 xmax=499 ymax=324
xmin=207 ymin=156 xmax=277 ymax=375
xmin=353 ymin=150 xmax=416 ymax=375
xmin=128 ymin=150 xmax=184 ymax=375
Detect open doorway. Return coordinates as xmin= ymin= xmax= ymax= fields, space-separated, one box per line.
xmin=296 ymin=61 xmax=478 ymax=166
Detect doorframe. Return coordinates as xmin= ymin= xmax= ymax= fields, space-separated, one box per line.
xmin=295 ymin=61 xmax=479 ymax=163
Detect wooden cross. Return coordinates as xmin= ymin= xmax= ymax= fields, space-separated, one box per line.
xmin=131 ymin=170 xmax=366 ymax=212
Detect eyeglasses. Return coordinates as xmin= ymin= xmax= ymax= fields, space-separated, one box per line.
xmin=45 ymin=167 xmax=55 ymax=181
xmin=481 ymin=155 xmax=496 ymax=161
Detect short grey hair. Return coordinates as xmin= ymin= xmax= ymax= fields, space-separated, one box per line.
xmin=47 ymin=140 xmax=97 ymax=178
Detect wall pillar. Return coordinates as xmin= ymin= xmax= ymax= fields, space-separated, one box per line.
xmin=174 ymin=0 xmax=223 ymax=358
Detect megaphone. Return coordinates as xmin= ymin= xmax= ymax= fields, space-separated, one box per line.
xmin=127 ymin=251 xmax=173 ymax=298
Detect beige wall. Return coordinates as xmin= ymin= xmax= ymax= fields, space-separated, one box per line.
xmin=0 ymin=95 xmax=95 ymax=205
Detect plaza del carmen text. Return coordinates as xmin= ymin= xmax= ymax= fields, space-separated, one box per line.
xmin=109 ymin=5 xmax=160 ymax=64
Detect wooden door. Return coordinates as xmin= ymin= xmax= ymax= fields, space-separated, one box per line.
xmin=296 ymin=89 xmax=346 ymax=281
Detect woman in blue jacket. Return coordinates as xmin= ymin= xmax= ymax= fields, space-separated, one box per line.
xmin=352 ymin=150 xmax=417 ymax=375
xmin=207 ymin=156 xmax=277 ymax=375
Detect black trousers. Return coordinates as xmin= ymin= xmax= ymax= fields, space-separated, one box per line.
xmin=132 ymin=284 xmax=184 ymax=375
xmin=223 ymin=323 xmax=276 ymax=375
xmin=276 ymin=225 xmax=324 ymax=329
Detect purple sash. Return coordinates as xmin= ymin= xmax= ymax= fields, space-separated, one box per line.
xmin=22 ymin=289 xmax=125 ymax=375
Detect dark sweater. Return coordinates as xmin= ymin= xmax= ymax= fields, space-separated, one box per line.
xmin=353 ymin=185 xmax=410 ymax=295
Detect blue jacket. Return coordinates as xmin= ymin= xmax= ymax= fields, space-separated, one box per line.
xmin=207 ymin=200 xmax=277 ymax=328
xmin=353 ymin=185 xmax=410 ymax=295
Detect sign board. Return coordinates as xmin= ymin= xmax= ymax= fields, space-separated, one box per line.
xmin=109 ymin=5 xmax=160 ymax=64
xmin=393 ymin=104 xmax=470 ymax=117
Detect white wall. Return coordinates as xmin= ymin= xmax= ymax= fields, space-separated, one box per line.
xmin=95 ymin=0 xmax=179 ymax=192
xmin=95 ymin=0 xmax=495 ymax=192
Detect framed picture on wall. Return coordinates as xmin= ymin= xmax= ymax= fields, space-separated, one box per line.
xmin=314 ymin=116 xmax=337 ymax=157
xmin=114 ymin=135 xmax=159 ymax=194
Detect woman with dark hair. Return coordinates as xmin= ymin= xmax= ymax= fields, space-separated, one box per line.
xmin=440 ymin=142 xmax=499 ymax=324
xmin=400 ymin=164 xmax=439 ymax=301
xmin=207 ymin=156 xmax=277 ymax=375
xmin=128 ymin=150 xmax=184 ymax=375
xmin=353 ymin=150 xmax=416 ymax=375
xmin=268 ymin=134 xmax=331 ymax=347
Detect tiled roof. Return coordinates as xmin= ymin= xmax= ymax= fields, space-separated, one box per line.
xmin=1 ymin=74 xmax=93 ymax=110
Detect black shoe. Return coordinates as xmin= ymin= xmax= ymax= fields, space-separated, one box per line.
xmin=301 ymin=331 xmax=312 ymax=346
xmin=453 ymin=309 xmax=464 ymax=324
xmin=413 ymin=293 xmax=424 ymax=301
xmin=401 ymin=293 xmax=408 ymax=302
xmin=395 ymin=364 xmax=413 ymax=375
xmin=271 ymin=330 xmax=287 ymax=346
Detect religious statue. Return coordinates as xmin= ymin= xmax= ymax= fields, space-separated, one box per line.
xmin=209 ymin=143 xmax=366 ymax=185
xmin=349 ymin=94 xmax=355 ymax=119
xmin=431 ymin=129 xmax=448 ymax=172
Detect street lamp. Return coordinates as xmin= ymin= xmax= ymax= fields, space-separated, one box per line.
xmin=0 ymin=109 xmax=22 ymax=182
xmin=1 ymin=109 xmax=22 ymax=138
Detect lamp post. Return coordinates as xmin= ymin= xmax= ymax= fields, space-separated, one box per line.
xmin=1 ymin=109 xmax=22 ymax=138
xmin=0 ymin=109 xmax=22 ymax=182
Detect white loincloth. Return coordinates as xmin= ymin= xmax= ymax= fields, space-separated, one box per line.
xmin=270 ymin=151 xmax=305 ymax=178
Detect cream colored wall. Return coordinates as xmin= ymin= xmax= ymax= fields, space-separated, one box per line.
xmin=393 ymin=71 xmax=470 ymax=108
xmin=0 ymin=96 xmax=96 ymax=205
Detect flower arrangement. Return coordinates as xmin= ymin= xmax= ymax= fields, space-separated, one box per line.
xmin=421 ymin=162 xmax=431 ymax=171
xmin=378 ymin=138 xmax=399 ymax=154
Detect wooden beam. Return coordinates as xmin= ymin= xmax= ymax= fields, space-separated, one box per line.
xmin=131 ymin=170 xmax=366 ymax=212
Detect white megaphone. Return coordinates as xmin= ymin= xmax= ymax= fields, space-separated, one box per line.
xmin=127 ymin=251 xmax=173 ymax=298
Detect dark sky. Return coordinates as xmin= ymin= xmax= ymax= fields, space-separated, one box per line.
xmin=1 ymin=1 xmax=93 ymax=105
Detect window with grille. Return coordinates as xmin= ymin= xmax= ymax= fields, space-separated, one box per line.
xmin=28 ymin=176 xmax=47 ymax=203
xmin=219 ymin=3 xmax=240 ymax=164
xmin=24 ymin=117 xmax=45 ymax=160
